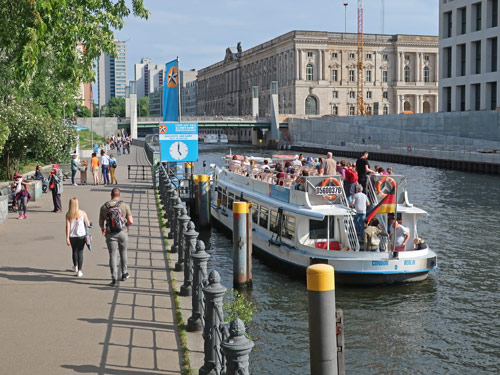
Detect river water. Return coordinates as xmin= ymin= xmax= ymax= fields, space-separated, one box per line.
xmin=192 ymin=144 xmax=500 ymax=375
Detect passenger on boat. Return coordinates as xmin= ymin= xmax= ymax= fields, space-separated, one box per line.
xmin=356 ymin=151 xmax=376 ymax=193
xmin=292 ymin=155 xmax=302 ymax=167
xmin=229 ymin=155 xmax=241 ymax=171
xmin=275 ymin=165 xmax=285 ymax=186
xmin=377 ymin=167 xmax=388 ymax=175
xmin=414 ymin=237 xmax=427 ymax=250
xmin=295 ymin=170 xmax=309 ymax=191
xmin=386 ymin=166 xmax=394 ymax=175
xmin=350 ymin=184 xmax=370 ymax=234
xmin=323 ymin=152 xmax=337 ymax=175
xmin=390 ymin=219 xmax=410 ymax=251
xmin=298 ymin=153 xmax=305 ymax=163
xmin=363 ymin=218 xmax=388 ymax=252
xmin=303 ymin=156 xmax=315 ymax=166
xmin=338 ymin=160 xmax=347 ymax=180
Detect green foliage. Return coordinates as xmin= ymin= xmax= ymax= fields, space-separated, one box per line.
xmin=0 ymin=118 xmax=9 ymax=154
xmin=138 ymin=96 xmax=150 ymax=117
xmin=223 ymin=289 xmax=257 ymax=326
xmin=107 ymin=97 xmax=126 ymax=118
xmin=79 ymin=129 xmax=106 ymax=150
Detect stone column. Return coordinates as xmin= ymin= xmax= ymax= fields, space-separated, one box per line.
xmin=298 ymin=50 xmax=303 ymax=80
xmin=396 ymin=52 xmax=401 ymax=82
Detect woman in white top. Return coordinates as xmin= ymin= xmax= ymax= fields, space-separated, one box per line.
xmin=65 ymin=198 xmax=90 ymax=277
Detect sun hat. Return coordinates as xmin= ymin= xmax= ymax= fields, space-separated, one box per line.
xmin=13 ymin=173 xmax=22 ymax=179
xmin=52 ymin=164 xmax=59 ymax=170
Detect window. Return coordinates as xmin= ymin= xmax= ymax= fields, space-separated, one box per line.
xmin=228 ymin=192 xmax=235 ymax=210
xmin=349 ymin=91 xmax=356 ymax=99
xmin=221 ymin=188 xmax=227 ymax=207
xmin=332 ymin=52 xmax=338 ymax=58
xmin=474 ymin=2 xmax=482 ymax=31
xmin=491 ymin=0 xmax=499 ymax=27
xmin=366 ymin=70 xmax=372 ymax=82
xmin=349 ymin=52 xmax=355 ymax=59
xmin=383 ymin=106 xmax=389 ymax=114
xmin=332 ymin=105 xmax=338 ymax=115
xmin=489 ymin=37 xmax=498 ymax=72
xmin=383 ymin=54 xmax=388 ymax=61
xmin=332 ymin=91 xmax=338 ymax=99
xmin=366 ymin=53 xmax=372 ymax=59
xmin=404 ymin=66 xmax=410 ymax=82
xmin=444 ymin=46 xmax=452 ymax=78
xmin=444 ymin=11 xmax=452 ymax=38
xmin=349 ymin=106 xmax=355 ymax=115
xmin=472 ymin=83 xmax=481 ymax=110
xmin=366 ymin=91 xmax=372 ymax=99
xmin=282 ymin=215 xmax=296 ymax=240
xmin=307 ymin=51 xmax=313 ymax=57
xmin=458 ymin=85 xmax=466 ymax=111
xmin=444 ymin=86 xmax=452 ymax=112
xmin=349 ymin=70 xmax=355 ymax=82
xmin=405 ymin=55 xmax=410 ymax=61
xmin=270 ymin=210 xmax=279 ymax=234
xmin=423 ymin=66 xmax=430 ymax=82
xmin=309 ymin=217 xmax=335 ymax=240
xmin=259 ymin=206 xmax=269 ymax=229
xmin=382 ymin=70 xmax=388 ymax=83
xmin=332 ymin=69 xmax=338 ymax=81
xmin=489 ymin=81 xmax=497 ymax=109
xmin=424 ymin=55 xmax=430 ymax=61
xmin=473 ymin=41 xmax=481 ymax=74
xmin=458 ymin=44 xmax=466 ymax=76
xmin=306 ymin=64 xmax=314 ymax=81
xmin=252 ymin=203 xmax=259 ymax=224
xmin=366 ymin=106 xmax=372 ymax=115
xmin=383 ymin=91 xmax=388 ymax=99
xmin=458 ymin=7 xmax=467 ymax=34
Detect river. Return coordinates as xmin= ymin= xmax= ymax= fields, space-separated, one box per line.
xmin=192 ymin=143 xmax=500 ymax=375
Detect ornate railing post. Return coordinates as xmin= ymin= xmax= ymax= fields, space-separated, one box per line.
xmin=161 ymin=175 xmax=170 ymax=210
xmin=199 ymin=270 xmax=226 ymax=375
xmin=221 ymin=319 xmax=255 ymax=375
xmin=165 ymin=180 xmax=175 ymax=227
xmin=180 ymin=221 xmax=198 ymax=296
xmin=188 ymin=240 xmax=210 ymax=332
xmin=175 ymin=208 xmax=190 ymax=272
xmin=167 ymin=191 xmax=179 ymax=239
xmin=171 ymin=198 xmax=184 ymax=253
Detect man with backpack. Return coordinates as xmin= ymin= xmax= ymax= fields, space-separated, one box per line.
xmin=99 ymin=188 xmax=134 ymax=286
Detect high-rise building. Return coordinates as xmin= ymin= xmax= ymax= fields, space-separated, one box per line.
xmin=134 ymin=58 xmax=165 ymax=98
xmin=76 ymin=43 xmax=94 ymax=113
xmin=197 ymin=31 xmax=439 ymax=117
xmin=181 ymin=69 xmax=198 ymax=116
xmin=439 ymin=0 xmax=500 ymax=112
xmin=97 ymin=40 xmax=127 ymax=108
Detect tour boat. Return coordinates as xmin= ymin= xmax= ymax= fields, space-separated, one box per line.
xmin=210 ymin=158 xmax=438 ymax=285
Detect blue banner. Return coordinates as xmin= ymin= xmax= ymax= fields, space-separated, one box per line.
xmin=163 ymin=59 xmax=179 ymax=122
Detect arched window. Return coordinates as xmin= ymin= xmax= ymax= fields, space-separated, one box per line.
xmin=423 ymin=101 xmax=431 ymax=113
xmin=423 ymin=66 xmax=430 ymax=82
xmin=306 ymin=64 xmax=314 ymax=81
xmin=305 ymin=95 xmax=318 ymax=115
xmin=404 ymin=66 xmax=410 ymax=82
xmin=404 ymin=101 xmax=411 ymax=111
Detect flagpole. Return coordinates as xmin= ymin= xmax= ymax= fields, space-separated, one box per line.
xmin=177 ymin=56 xmax=182 ymax=122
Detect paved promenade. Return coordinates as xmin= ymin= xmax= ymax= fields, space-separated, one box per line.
xmin=0 ymin=147 xmax=182 ymax=374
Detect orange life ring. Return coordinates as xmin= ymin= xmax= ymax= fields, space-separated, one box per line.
xmin=407 ymin=146 xmax=412 ymax=152
xmin=319 ymin=177 xmax=342 ymax=200
xmin=376 ymin=176 xmax=396 ymax=199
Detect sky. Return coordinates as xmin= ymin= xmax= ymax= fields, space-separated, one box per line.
xmin=113 ymin=0 xmax=439 ymax=85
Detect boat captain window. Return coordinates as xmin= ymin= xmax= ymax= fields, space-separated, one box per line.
xmin=309 ymin=217 xmax=335 ymax=240
xmin=259 ymin=206 xmax=269 ymax=229
xmin=251 ymin=203 xmax=259 ymax=224
xmin=270 ymin=210 xmax=279 ymax=233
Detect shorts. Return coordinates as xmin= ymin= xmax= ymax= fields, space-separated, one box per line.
xmin=92 ymin=167 xmax=99 ymax=174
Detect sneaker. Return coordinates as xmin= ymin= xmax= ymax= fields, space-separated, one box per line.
xmin=73 ymin=183 xmax=78 ymax=186
xmin=77 ymin=271 xmax=83 ymax=277
xmin=23 ymin=214 xmax=27 ymax=219
xmin=17 ymin=215 xmax=23 ymax=220
xmin=121 ymin=273 xmax=130 ymax=281
xmin=109 ymin=278 xmax=117 ymax=287
xmin=74 ymin=265 xmax=78 ymax=272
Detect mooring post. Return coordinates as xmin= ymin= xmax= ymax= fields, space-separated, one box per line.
xmin=307 ymin=264 xmax=338 ymax=375
xmin=188 ymin=239 xmax=210 ymax=332
xmin=180 ymin=221 xmax=198 ymax=296
xmin=171 ymin=198 xmax=183 ymax=253
xmin=184 ymin=162 xmax=192 ymax=180
xmin=221 ymin=318 xmax=254 ymax=375
xmin=200 ymin=270 xmax=227 ymax=375
xmin=232 ymin=202 xmax=252 ymax=288
xmin=175 ymin=208 xmax=190 ymax=271
xmin=167 ymin=190 xmax=178 ymax=238
xmin=198 ymin=174 xmax=211 ymax=227
xmin=192 ymin=174 xmax=199 ymax=216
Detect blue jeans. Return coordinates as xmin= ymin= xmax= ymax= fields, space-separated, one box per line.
xmin=102 ymin=165 xmax=110 ymax=184
xmin=354 ymin=213 xmax=366 ymax=234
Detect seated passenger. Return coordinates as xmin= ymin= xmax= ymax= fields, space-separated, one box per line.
xmin=414 ymin=237 xmax=427 ymax=250
xmin=275 ymin=165 xmax=285 ymax=186
xmin=229 ymin=155 xmax=241 ymax=171
xmin=295 ymin=170 xmax=309 ymax=191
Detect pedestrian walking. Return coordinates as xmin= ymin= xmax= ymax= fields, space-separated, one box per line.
xmin=100 ymin=150 xmax=110 ymax=185
xmin=99 ymin=188 xmax=134 ymax=286
xmin=109 ymin=154 xmax=118 ymax=184
xmin=65 ymin=197 xmax=90 ymax=277
xmin=49 ymin=164 xmax=64 ymax=212
xmin=11 ymin=173 xmax=31 ymax=219
xmin=80 ymin=159 xmax=88 ymax=185
xmin=91 ymin=152 xmax=99 ymax=186
xmin=116 ymin=139 xmax=122 ymax=156
xmin=70 ymin=154 xmax=79 ymax=186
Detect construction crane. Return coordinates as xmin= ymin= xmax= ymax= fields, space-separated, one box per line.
xmin=356 ymin=0 xmax=365 ymax=115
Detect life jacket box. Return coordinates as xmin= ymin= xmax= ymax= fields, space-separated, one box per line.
xmin=315 ymin=241 xmax=340 ymax=251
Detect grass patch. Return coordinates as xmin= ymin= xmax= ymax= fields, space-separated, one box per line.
xmin=155 ymin=191 xmax=194 ymax=375
xmin=79 ymin=129 xmax=106 ymax=149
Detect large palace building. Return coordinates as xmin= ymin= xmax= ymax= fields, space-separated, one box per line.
xmin=197 ymin=30 xmax=439 ymax=117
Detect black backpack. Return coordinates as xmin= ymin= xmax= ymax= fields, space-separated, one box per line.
xmin=105 ymin=201 xmax=126 ymax=233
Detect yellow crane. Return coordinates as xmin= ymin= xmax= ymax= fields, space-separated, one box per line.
xmin=356 ymin=0 xmax=365 ymax=115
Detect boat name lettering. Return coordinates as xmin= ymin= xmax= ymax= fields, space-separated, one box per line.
xmin=372 ymin=261 xmax=389 ymax=266
xmin=315 ymin=186 xmax=343 ymax=196
xmin=404 ymin=260 xmax=416 ymax=266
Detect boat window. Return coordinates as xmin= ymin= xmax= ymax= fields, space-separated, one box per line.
xmin=282 ymin=215 xmax=295 ymax=241
xmin=270 ymin=210 xmax=279 ymax=233
xmin=228 ymin=192 xmax=235 ymax=210
xmin=221 ymin=188 xmax=227 ymax=207
xmin=251 ymin=203 xmax=259 ymax=224
xmin=309 ymin=217 xmax=335 ymax=239
xmin=259 ymin=206 xmax=269 ymax=229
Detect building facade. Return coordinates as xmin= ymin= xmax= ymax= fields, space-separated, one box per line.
xmin=134 ymin=58 xmax=165 ymax=99
xmin=439 ymin=0 xmax=500 ymax=111
xmin=197 ymin=31 xmax=439 ymax=117
xmin=97 ymin=40 xmax=127 ymax=108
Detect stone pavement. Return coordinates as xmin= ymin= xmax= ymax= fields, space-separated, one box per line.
xmin=0 ymin=146 xmax=183 ymax=374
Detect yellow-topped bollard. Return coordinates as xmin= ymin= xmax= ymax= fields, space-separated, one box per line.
xmin=197 ymin=174 xmax=211 ymax=227
xmin=307 ymin=264 xmax=337 ymax=375
xmin=232 ymin=202 xmax=252 ymax=288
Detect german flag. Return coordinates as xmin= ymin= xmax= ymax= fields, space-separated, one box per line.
xmin=366 ymin=188 xmax=395 ymax=223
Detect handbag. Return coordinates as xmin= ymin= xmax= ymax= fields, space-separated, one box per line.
xmin=85 ymin=223 xmax=92 ymax=251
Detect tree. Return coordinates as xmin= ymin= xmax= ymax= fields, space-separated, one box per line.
xmin=138 ymin=96 xmax=150 ymax=117
xmin=107 ymin=97 xmax=126 ymax=118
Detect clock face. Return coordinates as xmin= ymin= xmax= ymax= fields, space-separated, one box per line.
xmin=169 ymin=141 xmax=189 ymax=160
